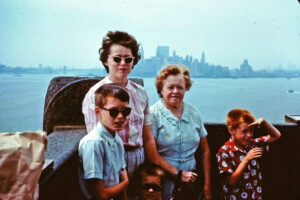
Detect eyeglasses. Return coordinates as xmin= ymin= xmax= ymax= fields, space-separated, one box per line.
xmin=110 ymin=56 xmax=134 ymax=64
xmin=101 ymin=107 xmax=131 ymax=118
xmin=142 ymin=183 xmax=162 ymax=192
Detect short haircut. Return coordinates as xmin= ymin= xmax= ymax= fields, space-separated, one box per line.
xmin=226 ymin=108 xmax=255 ymax=129
xmin=155 ymin=65 xmax=192 ymax=98
xmin=99 ymin=30 xmax=141 ymax=73
xmin=134 ymin=163 xmax=165 ymax=186
xmin=95 ymin=83 xmax=129 ymax=108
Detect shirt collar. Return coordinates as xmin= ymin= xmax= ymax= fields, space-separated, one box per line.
xmin=159 ymin=101 xmax=188 ymax=123
xmin=226 ymin=138 xmax=245 ymax=153
xmin=96 ymin=122 xmax=117 ymax=145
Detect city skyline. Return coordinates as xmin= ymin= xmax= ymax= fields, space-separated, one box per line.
xmin=2 ymin=44 xmax=300 ymax=78
xmin=0 ymin=0 xmax=300 ymax=70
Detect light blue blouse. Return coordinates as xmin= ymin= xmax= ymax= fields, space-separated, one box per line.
xmin=150 ymin=100 xmax=207 ymax=171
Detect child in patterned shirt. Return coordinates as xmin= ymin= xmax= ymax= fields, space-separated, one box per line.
xmin=216 ymin=108 xmax=281 ymax=200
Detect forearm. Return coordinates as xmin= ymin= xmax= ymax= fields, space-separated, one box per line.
xmin=144 ymin=137 xmax=178 ymax=177
xmin=143 ymin=125 xmax=178 ymax=177
xmin=92 ymin=179 xmax=129 ymax=200
xmin=263 ymin=120 xmax=281 ymax=142
xmin=201 ymin=147 xmax=211 ymax=186
xmin=228 ymin=159 xmax=248 ymax=185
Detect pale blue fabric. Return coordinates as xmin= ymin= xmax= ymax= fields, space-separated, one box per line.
xmin=150 ymin=100 xmax=207 ymax=200
xmin=78 ymin=122 xmax=126 ymax=191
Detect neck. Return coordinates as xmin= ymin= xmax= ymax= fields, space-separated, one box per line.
xmin=108 ymin=74 xmax=127 ymax=87
xmin=162 ymin=100 xmax=183 ymax=111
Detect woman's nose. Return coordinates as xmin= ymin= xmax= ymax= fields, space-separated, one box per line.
xmin=120 ymin=59 xmax=126 ymax=65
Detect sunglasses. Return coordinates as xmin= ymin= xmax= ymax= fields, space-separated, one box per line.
xmin=110 ymin=56 xmax=134 ymax=64
xmin=142 ymin=183 xmax=162 ymax=192
xmin=101 ymin=107 xmax=131 ymax=118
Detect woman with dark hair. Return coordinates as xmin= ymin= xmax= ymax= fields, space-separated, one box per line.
xmin=150 ymin=65 xmax=212 ymax=200
xmin=82 ymin=31 xmax=176 ymax=195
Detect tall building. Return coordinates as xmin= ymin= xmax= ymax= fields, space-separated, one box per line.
xmin=239 ymin=59 xmax=253 ymax=76
xmin=140 ymin=45 xmax=144 ymax=62
xmin=201 ymin=51 xmax=205 ymax=64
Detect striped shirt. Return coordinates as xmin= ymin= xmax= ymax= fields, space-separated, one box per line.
xmin=82 ymin=76 xmax=152 ymax=147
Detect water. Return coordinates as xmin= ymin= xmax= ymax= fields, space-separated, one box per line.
xmin=1 ymin=74 xmax=300 ymax=132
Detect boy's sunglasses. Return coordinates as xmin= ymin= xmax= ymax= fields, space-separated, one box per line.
xmin=110 ymin=56 xmax=134 ymax=64
xmin=101 ymin=107 xmax=131 ymax=118
xmin=142 ymin=183 xmax=162 ymax=192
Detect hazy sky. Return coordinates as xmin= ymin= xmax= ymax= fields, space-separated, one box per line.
xmin=0 ymin=0 xmax=299 ymax=70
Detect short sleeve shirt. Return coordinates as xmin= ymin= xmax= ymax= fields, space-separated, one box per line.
xmin=150 ymin=100 xmax=207 ymax=171
xmin=78 ymin=122 xmax=126 ymax=188
xmin=82 ymin=76 xmax=151 ymax=147
xmin=216 ymin=136 xmax=270 ymax=200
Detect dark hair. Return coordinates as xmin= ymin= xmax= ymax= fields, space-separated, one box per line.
xmin=95 ymin=83 xmax=129 ymax=108
xmin=226 ymin=108 xmax=255 ymax=129
xmin=134 ymin=163 xmax=165 ymax=187
xmin=99 ymin=31 xmax=141 ymax=72
xmin=155 ymin=64 xmax=192 ymax=98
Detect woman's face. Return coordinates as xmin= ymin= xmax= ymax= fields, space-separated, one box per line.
xmin=105 ymin=44 xmax=134 ymax=81
xmin=161 ymin=74 xmax=186 ymax=108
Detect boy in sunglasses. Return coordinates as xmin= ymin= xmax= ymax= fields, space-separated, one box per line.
xmin=134 ymin=163 xmax=164 ymax=200
xmin=79 ymin=83 xmax=132 ymax=200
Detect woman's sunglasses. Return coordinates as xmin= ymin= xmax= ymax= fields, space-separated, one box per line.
xmin=110 ymin=56 xmax=134 ymax=64
xmin=101 ymin=107 xmax=131 ymax=118
xmin=142 ymin=183 xmax=162 ymax=192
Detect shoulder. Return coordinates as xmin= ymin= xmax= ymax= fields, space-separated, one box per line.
xmin=184 ymin=102 xmax=201 ymax=115
xmin=217 ymin=143 xmax=230 ymax=155
xmin=83 ymin=78 xmax=107 ymax=101
xmin=79 ymin=129 xmax=104 ymax=147
xmin=127 ymin=80 xmax=148 ymax=97
xmin=89 ymin=78 xmax=110 ymax=93
xmin=150 ymin=101 xmax=162 ymax=113
xmin=183 ymin=102 xmax=204 ymax=122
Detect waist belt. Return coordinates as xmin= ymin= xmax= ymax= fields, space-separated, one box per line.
xmin=124 ymin=145 xmax=141 ymax=151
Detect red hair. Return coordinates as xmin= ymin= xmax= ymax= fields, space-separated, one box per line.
xmin=226 ymin=108 xmax=255 ymax=129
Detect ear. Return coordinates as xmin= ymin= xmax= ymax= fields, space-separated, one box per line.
xmin=228 ymin=126 xmax=235 ymax=135
xmin=95 ymin=106 xmax=101 ymax=118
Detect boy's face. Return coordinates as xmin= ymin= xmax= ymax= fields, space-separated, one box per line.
xmin=229 ymin=122 xmax=253 ymax=149
xmin=140 ymin=175 xmax=162 ymax=200
xmin=95 ymin=96 xmax=129 ymax=135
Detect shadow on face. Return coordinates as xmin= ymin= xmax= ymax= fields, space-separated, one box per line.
xmin=139 ymin=175 xmax=162 ymax=200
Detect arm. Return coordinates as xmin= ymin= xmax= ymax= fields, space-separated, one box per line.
xmin=228 ymin=148 xmax=263 ymax=185
xmin=87 ymin=170 xmax=129 ymax=200
xmin=143 ymin=125 xmax=177 ymax=176
xmin=249 ymin=118 xmax=281 ymax=143
xmin=199 ymin=137 xmax=212 ymax=199
xmin=82 ymin=91 xmax=97 ymax=133
xmin=143 ymin=125 xmax=197 ymax=182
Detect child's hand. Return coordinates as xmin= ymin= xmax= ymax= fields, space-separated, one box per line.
xmin=248 ymin=118 xmax=265 ymax=129
xmin=181 ymin=171 xmax=197 ymax=183
xmin=120 ymin=169 xmax=129 ymax=182
xmin=244 ymin=147 xmax=263 ymax=162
